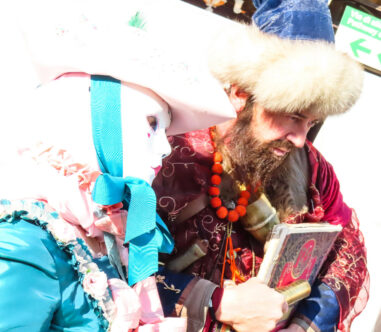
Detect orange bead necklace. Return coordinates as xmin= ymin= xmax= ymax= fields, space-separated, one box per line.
xmin=208 ymin=127 xmax=251 ymax=286
xmin=208 ymin=127 xmax=251 ymax=223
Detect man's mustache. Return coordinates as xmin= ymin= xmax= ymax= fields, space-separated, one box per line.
xmin=265 ymin=140 xmax=295 ymax=152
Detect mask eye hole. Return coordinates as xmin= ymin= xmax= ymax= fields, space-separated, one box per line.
xmin=147 ymin=116 xmax=158 ymax=132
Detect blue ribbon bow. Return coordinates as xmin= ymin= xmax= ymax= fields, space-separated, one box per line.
xmin=90 ymin=75 xmax=174 ymax=286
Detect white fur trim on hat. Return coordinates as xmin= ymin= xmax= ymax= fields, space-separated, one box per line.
xmin=208 ymin=23 xmax=364 ymax=117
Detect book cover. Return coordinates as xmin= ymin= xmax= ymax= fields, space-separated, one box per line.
xmin=258 ymin=222 xmax=342 ymax=287
xmin=257 ymin=222 xmax=342 ymax=330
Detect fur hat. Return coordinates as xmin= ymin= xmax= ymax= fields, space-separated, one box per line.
xmin=208 ymin=2 xmax=364 ymax=117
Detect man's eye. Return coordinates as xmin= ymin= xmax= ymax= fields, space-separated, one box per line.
xmin=289 ymin=115 xmax=301 ymax=122
xmin=308 ymin=120 xmax=320 ymax=128
xmin=147 ymin=116 xmax=158 ymax=131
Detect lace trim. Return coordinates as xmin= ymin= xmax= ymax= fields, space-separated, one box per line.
xmin=0 ymin=199 xmax=116 ymax=331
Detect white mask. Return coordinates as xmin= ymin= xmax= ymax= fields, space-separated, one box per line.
xmin=121 ymin=82 xmax=171 ymax=185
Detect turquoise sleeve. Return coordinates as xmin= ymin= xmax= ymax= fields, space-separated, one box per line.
xmin=0 ymin=219 xmax=60 ymax=331
xmin=0 ymin=219 xmax=105 ymax=332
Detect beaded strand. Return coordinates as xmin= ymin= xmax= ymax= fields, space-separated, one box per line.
xmin=208 ymin=128 xmax=251 ymax=223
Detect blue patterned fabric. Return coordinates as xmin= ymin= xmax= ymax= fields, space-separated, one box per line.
xmin=295 ymin=281 xmax=340 ymax=331
xmin=252 ymin=0 xmax=335 ymax=43
xmin=90 ymin=75 xmax=174 ymax=286
xmin=156 ymin=266 xmax=194 ymax=316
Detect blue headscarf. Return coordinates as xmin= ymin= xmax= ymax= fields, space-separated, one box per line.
xmin=252 ymin=0 xmax=335 ymax=43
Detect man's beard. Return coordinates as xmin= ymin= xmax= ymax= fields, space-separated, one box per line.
xmin=216 ymin=103 xmax=295 ymax=186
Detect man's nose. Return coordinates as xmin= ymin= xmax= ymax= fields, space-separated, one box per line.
xmin=286 ymin=127 xmax=309 ymax=148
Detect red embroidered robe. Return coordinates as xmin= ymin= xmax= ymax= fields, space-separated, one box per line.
xmin=153 ymin=129 xmax=369 ymax=331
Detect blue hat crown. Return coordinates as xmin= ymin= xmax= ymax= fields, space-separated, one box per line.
xmin=252 ymin=0 xmax=335 ymax=43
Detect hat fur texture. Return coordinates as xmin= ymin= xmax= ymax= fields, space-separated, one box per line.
xmin=208 ymin=23 xmax=364 ymax=118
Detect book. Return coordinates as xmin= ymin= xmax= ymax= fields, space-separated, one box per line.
xmin=258 ymin=222 xmax=342 ymax=287
xmin=257 ymin=222 xmax=342 ymax=330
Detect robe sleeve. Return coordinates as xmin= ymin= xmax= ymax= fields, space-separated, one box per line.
xmin=0 ymin=219 xmax=61 ymax=331
xmin=0 ymin=218 xmax=106 ymax=331
xmin=306 ymin=143 xmax=369 ymax=332
xmin=292 ymin=281 xmax=340 ymax=332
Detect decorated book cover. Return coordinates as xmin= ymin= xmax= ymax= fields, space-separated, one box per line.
xmin=257 ymin=223 xmax=342 ymax=330
xmin=258 ymin=222 xmax=342 ymax=288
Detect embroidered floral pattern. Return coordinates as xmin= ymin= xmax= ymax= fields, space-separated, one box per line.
xmin=156 ymin=274 xmax=181 ymax=294
xmin=320 ymin=211 xmax=369 ymax=332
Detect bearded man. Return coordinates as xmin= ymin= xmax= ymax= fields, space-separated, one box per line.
xmin=152 ymin=1 xmax=369 ymax=332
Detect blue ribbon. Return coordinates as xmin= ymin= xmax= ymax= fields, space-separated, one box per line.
xmin=90 ymin=75 xmax=174 ymax=286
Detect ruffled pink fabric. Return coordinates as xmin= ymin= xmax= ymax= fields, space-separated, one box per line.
xmin=12 ymin=142 xmax=104 ymax=237
xmin=108 ymin=278 xmax=142 ymax=331
xmin=109 ymin=277 xmax=186 ymax=332
xmin=2 ymin=141 xmax=185 ymax=331
xmin=135 ymin=277 xmax=187 ymax=331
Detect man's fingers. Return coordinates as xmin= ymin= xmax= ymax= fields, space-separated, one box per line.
xmin=282 ymin=300 xmax=289 ymax=314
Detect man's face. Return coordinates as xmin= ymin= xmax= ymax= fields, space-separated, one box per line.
xmin=220 ymin=101 xmax=320 ymax=185
xmin=250 ymin=103 xmax=320 ymax=153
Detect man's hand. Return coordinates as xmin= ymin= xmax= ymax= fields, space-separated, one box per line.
xmin=215 ymin=277 xmax=288 ymax=332
xmin=278 ymin=323 xmax=305 ymax=332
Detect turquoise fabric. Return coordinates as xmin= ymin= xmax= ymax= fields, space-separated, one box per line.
xmin=0 ymin=219 xmax=106 ymax=332
xmin=90 ymin=75 xmax=174 ymax=286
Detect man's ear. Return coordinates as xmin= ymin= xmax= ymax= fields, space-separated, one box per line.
xmin=228 ymin=84 xmax=249 ymax=113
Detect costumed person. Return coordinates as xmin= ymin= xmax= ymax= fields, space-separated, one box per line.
xmin=0 ymin=10 xmax=236 ymax=332
xmin=152 ymin=0 xmax=369 ymax=331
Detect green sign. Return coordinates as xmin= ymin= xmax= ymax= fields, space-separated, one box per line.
xmin=341 ymin=6 xmax=381 ymax=41
xmin=335 ymin=6 xmax=381 ymax=72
